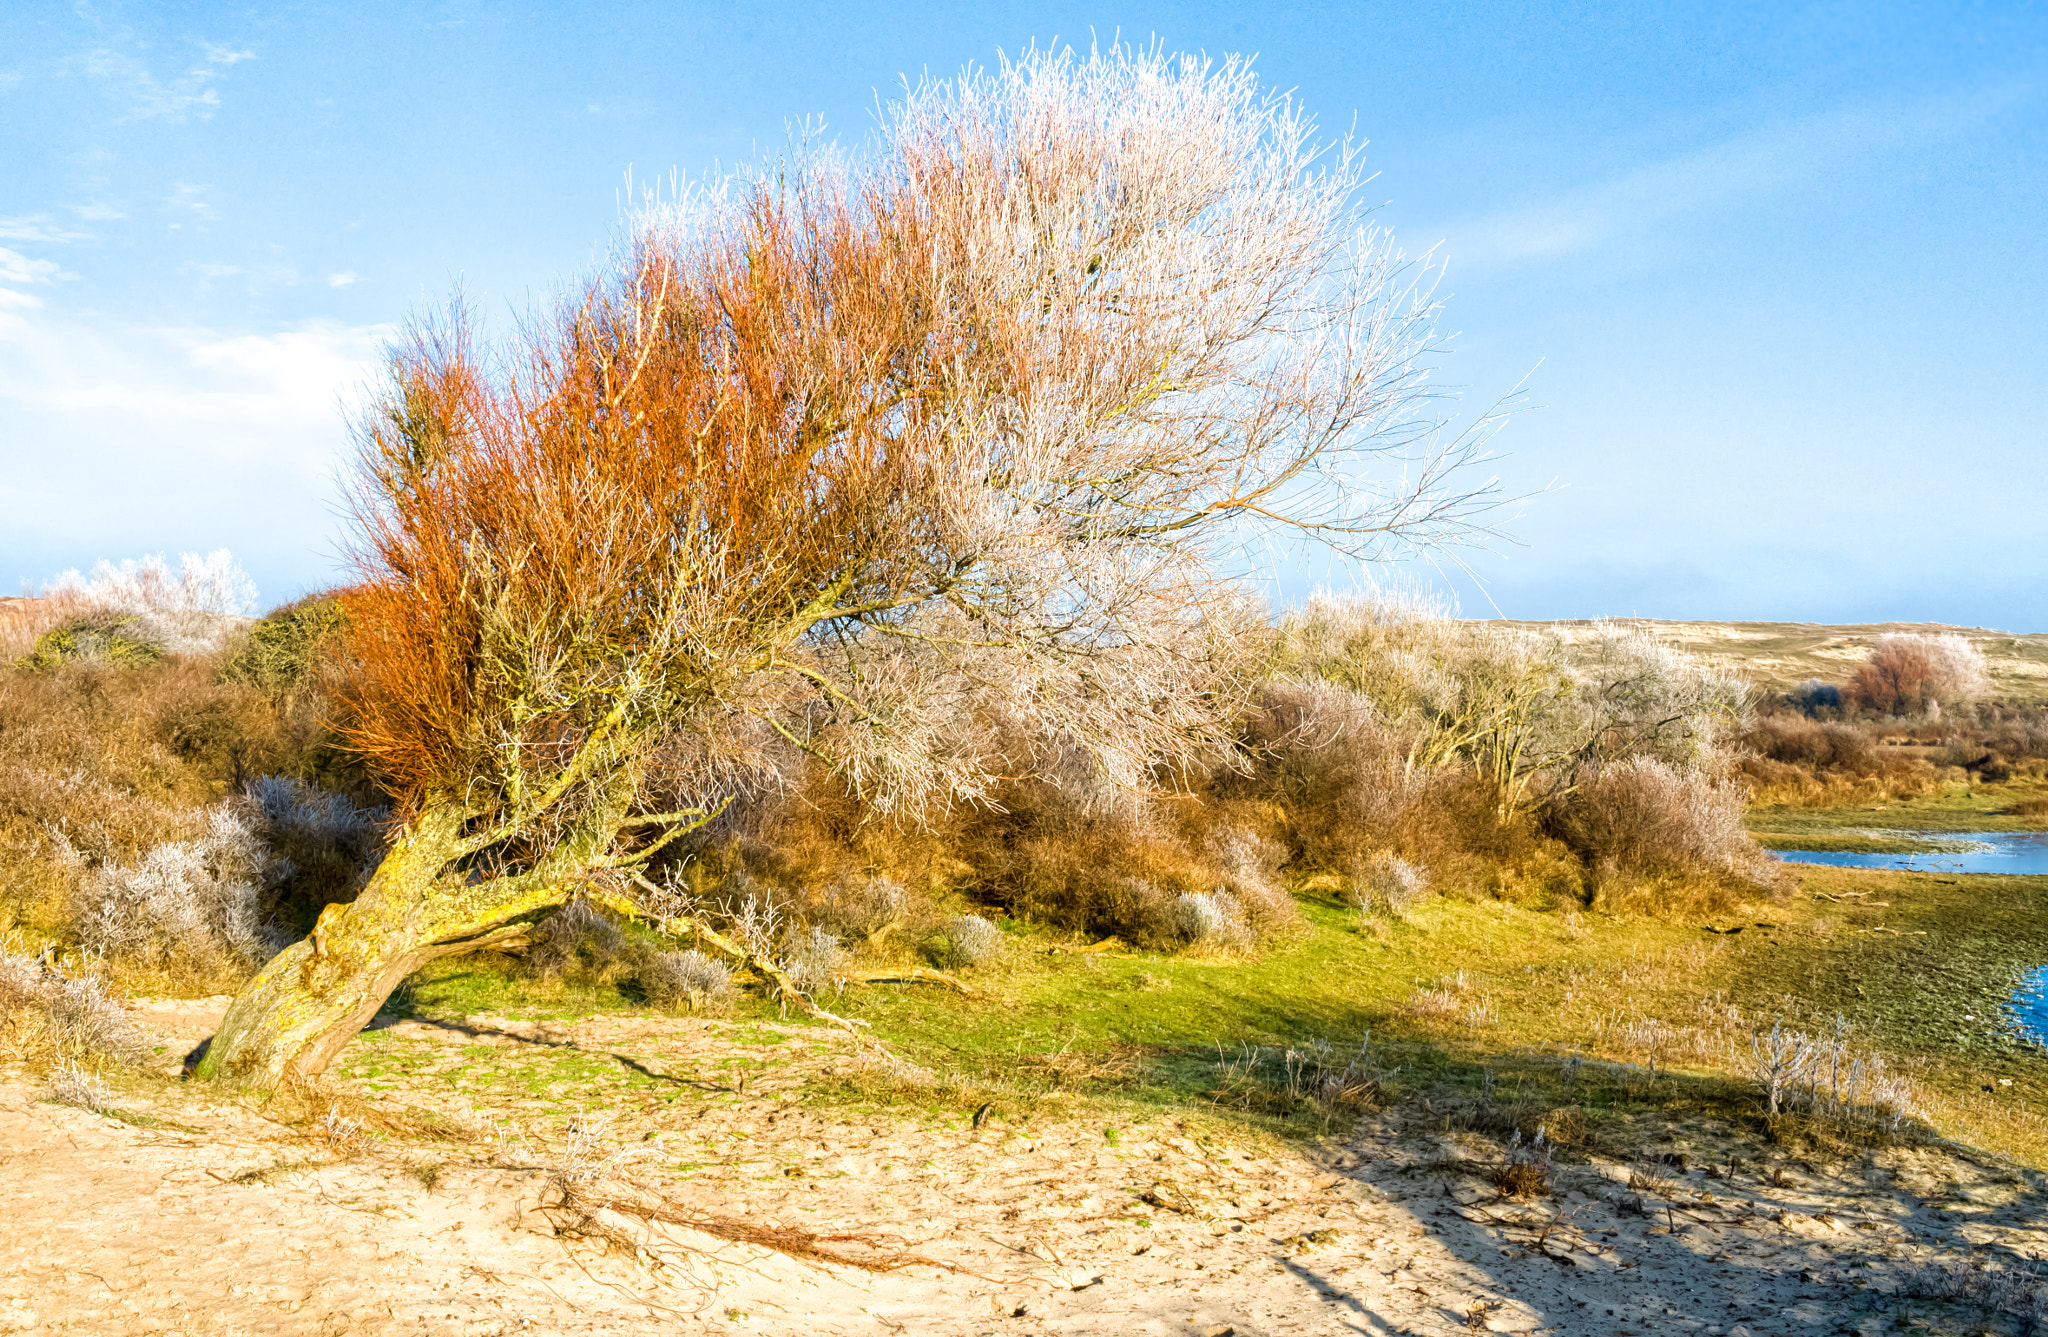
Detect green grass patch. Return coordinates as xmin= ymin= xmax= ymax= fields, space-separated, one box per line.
xmin=1750 ymin=786 xmax=2048 ymax=836
xmin=1710 ymin=861 xmax=2048 ymax=1159
xmin=329 ymin=848 xmax=2048 ymax=1169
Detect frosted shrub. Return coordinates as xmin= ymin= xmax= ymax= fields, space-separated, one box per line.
xmin=528 ymin=901 xmax=629 ymax=979
xmin=1846 ymin=632 xmax=1991 ymax=716
xmin=1750 ymin=1017 xmax=1915 ymax=1134
xmin=69 ymin=803 xmax=290 ymax=970
xmin=43 ymin=549 xmax=259 ymax=617
xmin=1348 ymin=852 xmax=1429 ymax=916
xmin=945 ymin=914 xmax=1001 ymax=968
xmin=244 ymin=775 xmax=384 ymax=862
xmin=1242 ymin=676 xmax=1418 ymax=861
xmin=239 ymin=775 xmax=388 ymax=916
xmin=1204 ymin=827 xmax=1297 ymax=936
xmin=1565 ymin=622 xmax=1750 ymax=765
xmin=48 ymin=1057 xmax=114 ymax=1114
xmin=40 ymin=549 xmax=260 ymax=657
xmin=0 ymin=950 xmax=41 ymax=1018
xmin=641 ymin=949 xmax=736 ymax=1011
xmin=1898 ymin=1257 xmax=2048 ymax=1322
xmin=814 ymin=873 xmax=908 ymax=938
xmin=42 ymin=969 xmax=145 ymax=1059
xmin=0 ymin=946 xmax=145 ymax=1062
xmin=1171 ymin=890 xmax=1247 ymax=948
xmin=720 ymin=870 xmax=792 ymax=960
xmin=779 ymin=924 xmax=841 ymax=994
xmin=1554 ymin=756 xmax=1773 ymax=886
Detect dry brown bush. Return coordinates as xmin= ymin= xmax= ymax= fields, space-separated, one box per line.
xmin=0 ymin=614 xmax=379 ymax=991
xmin=1985 ymin=720 xmax=2048 ymax=760
xmin=0 ymin=658 xmax=356 ymax=859
xmin=968 ymin=797 xmax=1205 ymax=945
xmin=1844 ymin=632 xmax=1990 ymax=717
xmin=1730 ymin=706 xmax=2048 ymax=808
xmin=1743 ymin=717 xmax=1876 ymax=773
xmin=0 ymin=662 xmax=228 ymax=863
xmin=1230 ymin=677 xmax=1421 ymax=870
xmin=1548 ymin=757 xmax=1778 ymax=899
xmin=660 ymin=741 xmax=1311 ymax=951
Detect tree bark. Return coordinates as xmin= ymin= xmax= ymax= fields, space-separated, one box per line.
xmin=193 ymin=801 xmax=566 ymax=1092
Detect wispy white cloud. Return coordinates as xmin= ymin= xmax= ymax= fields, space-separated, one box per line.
xmin=188 ymin=262 xmax=242 ymax=280
xmin=164 ymin=181 xmax=217 ymax=228
xmin=0 ymin=248 xmax=69 ymax=287
xmin=580 ymin=100 xmax=659 ymax=119
xmin=182 ymin=260 xmax=303 ymax=293
xmin=0 ymin=215 xmax=94 ymax=244
xmin=0 ymin=308 xmax=387 ymax=429
xmin=74 ymin=203 xmax=125 ymax=222
xmin=0 ymin=305 xmax=392 ymax=582
xmin=327 ymin=271 xmax=358 ymax=288
xmin=1442 ymin=83 xmax=2037 ymax=272
xmin=83 ymin=36 xmax=255 ymax=123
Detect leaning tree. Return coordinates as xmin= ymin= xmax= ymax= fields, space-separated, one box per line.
xmin=196 ymin=45 xmax=1505 ymax=1091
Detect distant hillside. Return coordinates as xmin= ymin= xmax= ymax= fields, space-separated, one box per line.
xmin=1513 ymin=620 xmax=2048 ymax=704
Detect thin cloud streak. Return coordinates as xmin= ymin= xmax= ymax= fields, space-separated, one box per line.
xmin=0 ymin=215 xmax=96 ymax=244
xmin=82 ymin=39 xmax=255 ymax=123
xmin=1440 ymin=83 xmax=2036 ymax=271
xmin=0 ymin=309 xmax=388 ymax=432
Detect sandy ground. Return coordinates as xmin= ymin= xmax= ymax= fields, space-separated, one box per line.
xmin=3 ymin=999 xmax=2043 ymax=1336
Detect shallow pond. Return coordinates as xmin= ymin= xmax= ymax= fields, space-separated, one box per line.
xmin=1770 ymin=830 xmax=2048 ymax=875
xmin=2010 ymin=965 xmax=2048 ymax=1046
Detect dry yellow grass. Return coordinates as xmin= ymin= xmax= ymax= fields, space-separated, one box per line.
xmin=1510 ymin=618 xmax=2048 ymax=702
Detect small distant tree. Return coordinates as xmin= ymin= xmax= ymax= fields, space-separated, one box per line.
xmin=1844 ymin=633 xmax=1990 ymax=717
xmin=1787 ymin=678 xmax=1842 ymax=716
xmin=196 ymin=46 xmax=1507 ymax=1092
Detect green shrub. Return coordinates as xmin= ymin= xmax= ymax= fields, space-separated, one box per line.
xmin=14 ymin=613 xmax=163 ymax=672
xmin=220 ymin=594 xmax=348 ymax=698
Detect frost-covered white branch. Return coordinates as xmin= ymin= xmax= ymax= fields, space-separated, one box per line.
xmin=36 ymin=549 xmax=259 ymax=656
xmin=612 ymin=47 xmax=1505 ymax=824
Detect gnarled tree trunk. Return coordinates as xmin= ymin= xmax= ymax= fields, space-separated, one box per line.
xmin=193 ymin=802 xmax=573 ymax=1090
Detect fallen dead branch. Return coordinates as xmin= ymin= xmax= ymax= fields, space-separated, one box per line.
xmin=837 ymin=967 xmax=984 ymax=998
xmin=1046 ymin=937 xmax=1127 ymax=956
xmin=549 ymin=1175 xmax=957 ymax=1275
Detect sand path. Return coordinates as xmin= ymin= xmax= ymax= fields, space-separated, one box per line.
xmin=1 ymin=1000 xmax=2036 ymax=1335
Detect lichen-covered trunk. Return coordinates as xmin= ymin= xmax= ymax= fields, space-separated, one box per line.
xmin=194 ymin=801 xmax=565 ymax=1092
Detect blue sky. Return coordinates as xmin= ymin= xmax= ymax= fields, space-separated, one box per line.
xmin=2 ymin=1 xmax=2042 ymax=628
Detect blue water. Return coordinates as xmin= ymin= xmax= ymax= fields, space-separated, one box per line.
xmin=2010 ymin=965 xmax=2048 ymax=1045
xmin=1770 ymin=830 xmax=2048 ymax=875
